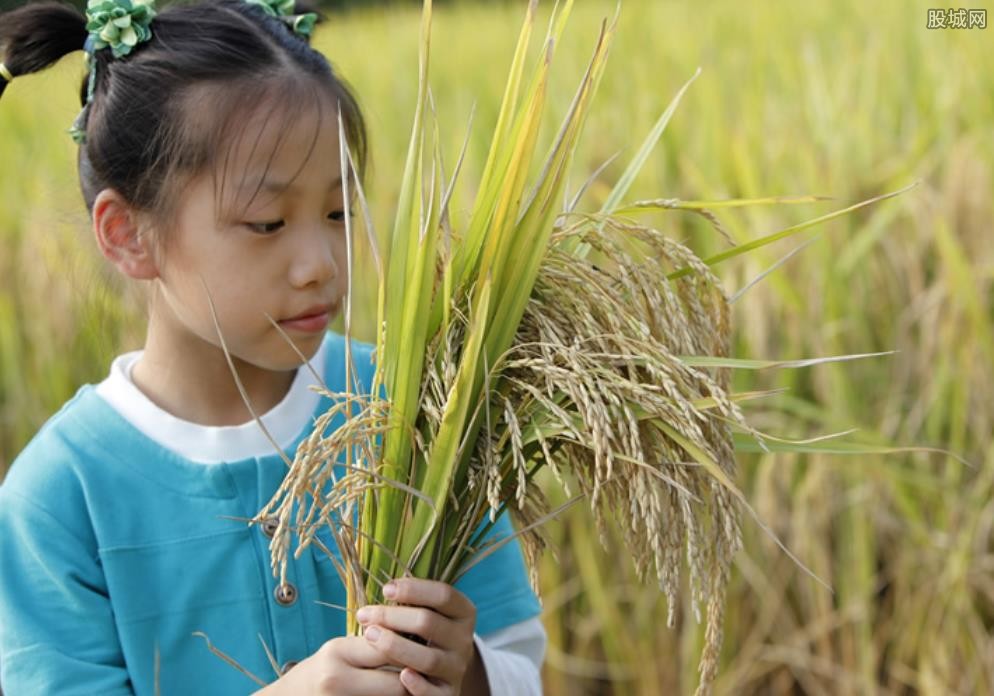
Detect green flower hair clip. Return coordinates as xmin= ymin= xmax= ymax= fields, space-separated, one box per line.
xmin=70 ymin=0 xmax=157 ymax=144
xmin=244 ymin=0 xmax=318 ymax=38
xmin=85 ymin=0 xmax=157 ymax=59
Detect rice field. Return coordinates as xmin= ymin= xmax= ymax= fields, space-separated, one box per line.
xmin=1 ymin=0 xmax=992 ymax=693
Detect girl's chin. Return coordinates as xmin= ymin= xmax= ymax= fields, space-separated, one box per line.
xmin=209 ymin=334 xmax=326 ymax=372
xmin=268 ymin=332 xmax=326 ymax=364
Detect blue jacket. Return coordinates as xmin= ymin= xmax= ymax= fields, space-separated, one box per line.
xmin=0 ymin=332 xmax=541 ymax=695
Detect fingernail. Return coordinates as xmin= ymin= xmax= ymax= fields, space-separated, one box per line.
xmin=400 ymin=668 xmax=419 ymax=688
xmin=364 ymin=625 xmax=381 ymax=642
xmin=383 ymin=582 xmax=398 ymax=599
xmin=356 ymin=607 xmax=372 ymax=624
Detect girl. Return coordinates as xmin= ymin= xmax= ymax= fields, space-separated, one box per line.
xmin=0 ymin=1 xmax=545 ymax=694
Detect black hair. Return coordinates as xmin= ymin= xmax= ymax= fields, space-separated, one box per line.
xmin=0 ymin=0 xmax=368 ymax=222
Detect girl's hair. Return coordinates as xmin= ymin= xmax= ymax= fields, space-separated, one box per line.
xmin=0 ymin=0 xmax=368 ymax=222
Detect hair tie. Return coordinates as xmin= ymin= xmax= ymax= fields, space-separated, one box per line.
xmin=85 ymin=0 xmax=157 ymax=58
xmin=70 ymin=0 xmax=158 ymax=144
xmin=244 ymin=0 xmax=318 ymax=38
xmin=0 ymin=63 xmax=13 ymax=84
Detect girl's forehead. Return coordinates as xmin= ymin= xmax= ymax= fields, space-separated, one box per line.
xmin=214 ymin=92 xmax=344 ymax=201
xmin=235 ymin=98 xmax=340 ymax=172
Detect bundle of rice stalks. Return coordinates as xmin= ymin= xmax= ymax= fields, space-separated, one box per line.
xmin=252 ymin=1 xmax=917 ymax=692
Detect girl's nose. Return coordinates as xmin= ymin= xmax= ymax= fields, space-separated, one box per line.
xmin=289 ymin=225 xmax=340 ymax=289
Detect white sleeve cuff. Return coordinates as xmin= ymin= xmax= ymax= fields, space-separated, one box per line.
xmin=472 ymin=616 xmax=546 ymax=696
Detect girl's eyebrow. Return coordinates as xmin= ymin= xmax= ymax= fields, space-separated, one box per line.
xmin=242 ymin=174 xmax=343 ymax=194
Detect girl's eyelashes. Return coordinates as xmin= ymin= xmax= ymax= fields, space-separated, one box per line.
xmin=245 ymin=220 xmax=285 ymax=235
xmin=242 ymin=211 xmax=353 ymax=234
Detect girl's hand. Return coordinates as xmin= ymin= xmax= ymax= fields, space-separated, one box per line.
xmin=356 ymin=578 xmax=487 ymax=696
xmin=251 ymin=635 xmax=407 ymax=696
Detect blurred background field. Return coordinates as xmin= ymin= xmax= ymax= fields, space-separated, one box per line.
xmin=1 ymin=0 xmax=993 ymax=693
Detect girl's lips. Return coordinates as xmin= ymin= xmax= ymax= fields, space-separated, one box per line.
xmin=278 ymin=310 xmax=330 ymax=334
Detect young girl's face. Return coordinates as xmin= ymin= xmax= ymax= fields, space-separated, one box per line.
xmin=151 ymin=94 xmax=350 ymax=372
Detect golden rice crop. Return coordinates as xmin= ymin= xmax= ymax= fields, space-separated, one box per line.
xmin=245 ymin=3 xmax=933 ymax=693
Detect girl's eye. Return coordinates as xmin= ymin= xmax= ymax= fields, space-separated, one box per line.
xmin=246 ymin=220 xmax=285 ymax=234
xmin=328 ymin=210 xmax=349 ymax=223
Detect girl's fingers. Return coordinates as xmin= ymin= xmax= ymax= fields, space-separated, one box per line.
xmin=336 ymin=668 xmax=409 ymax=696
xmin=400 ymin=667 xmax=451 ymax=696
xmin=383 ymin=578 xmax=476 ymax=623
xmin=356 ymin=604 xmax=463 ymax=650
xmin=347 ymin=581 xmax=478 ymax=693
xmin=322 ymin=635 xmax=398 ymax=669
xmin=364 ymin=625 xmax=459 ymax=682
xmin=298 ymin=638 xmax=409 ymax=696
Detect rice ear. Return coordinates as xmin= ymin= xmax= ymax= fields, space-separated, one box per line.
xmin=253 ymin=3 xmax=917 ymax=694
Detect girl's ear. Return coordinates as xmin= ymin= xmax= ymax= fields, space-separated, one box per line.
xmin=92 ymin=189 xmax=159 ymax=280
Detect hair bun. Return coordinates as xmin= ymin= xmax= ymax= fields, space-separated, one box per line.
xmin=0 ymin=1 xmax=88 ymax=99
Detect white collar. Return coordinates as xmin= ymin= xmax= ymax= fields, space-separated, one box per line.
xmin=94 ymin=337 xmax=328 ymax=464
